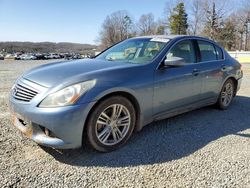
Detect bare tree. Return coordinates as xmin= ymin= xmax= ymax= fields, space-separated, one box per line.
xmin=201 ymin=0 xmax=228 ymax=41
xmin=227 ymin=0 xmax=250 ymax=50
xmin=99 ymin=10 xmax=134 ymax=49
xmin=137 ymin=13 xmax=157 ymax=35
xmin=240 ymin=0 xmax=250 ymax=50
xmin=189 ymin=0 xmax=206 ymax=35
xmin=188 ymin=0 xmax=234 ymax=36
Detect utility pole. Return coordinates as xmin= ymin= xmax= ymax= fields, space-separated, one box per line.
xmin=245 ymin=18 xmax=250 ymax=51
xmin=240 ymin=31 xmax=244 ymax=51
xmin=123 ymin=15 xmax=132 ymax=39
xmin=245 ymin=23 xmax=248 ymax=51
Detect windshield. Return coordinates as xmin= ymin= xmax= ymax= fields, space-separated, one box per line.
xmin=96 ymin=38 xmax=169 ymax=64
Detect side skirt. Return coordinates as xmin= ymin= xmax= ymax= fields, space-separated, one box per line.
xmin=153 ymin=98 xmax=216 ymax=122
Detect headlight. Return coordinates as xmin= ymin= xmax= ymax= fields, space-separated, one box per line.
xmin=39 ymin=80 xmax=96 ymax=107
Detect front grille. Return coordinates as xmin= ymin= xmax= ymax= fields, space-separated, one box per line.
xmin=12 ymin=83 xmax=39 ymax=102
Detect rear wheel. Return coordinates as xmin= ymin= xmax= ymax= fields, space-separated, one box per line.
xmin=217 ymin=79 xmax=235 ymax=110
xmin=86 ymin=96 xmax=136 ymax=152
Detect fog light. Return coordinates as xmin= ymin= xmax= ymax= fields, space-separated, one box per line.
xmin=39 ymin=125 xmax=57 ymax=138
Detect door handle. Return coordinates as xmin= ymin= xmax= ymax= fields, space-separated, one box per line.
xmin=192 ymin=69 xmax=199 ymax=76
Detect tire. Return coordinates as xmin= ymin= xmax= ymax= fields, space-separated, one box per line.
xmin=217 ymin=79 xmax=235 ymax=110
xmin=86 ymin=96 xmax=136 ymax=152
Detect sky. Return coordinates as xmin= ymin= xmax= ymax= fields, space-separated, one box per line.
xmin=0 ymin=0 xmax=243 ymax=45
xmin=0 ymin=0 xmax=169 ymax=44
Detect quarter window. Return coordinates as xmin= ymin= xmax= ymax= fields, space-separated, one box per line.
xmin=166 ymin=40 xmax=195 ymax=63
xmin=215 ymin=45 xmax=224 ymax=60
xmin=197 ymin=40 xmax=217 ymax=62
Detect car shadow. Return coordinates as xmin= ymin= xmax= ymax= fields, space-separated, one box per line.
xmin=41 ymin=95 xmax=250 ymax=167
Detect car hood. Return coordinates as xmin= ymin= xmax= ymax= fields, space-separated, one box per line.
xmin=23 ymin=59 xmax=137 ymax=87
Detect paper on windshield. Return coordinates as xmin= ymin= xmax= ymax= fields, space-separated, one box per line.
xmin=150 ymin=38 xmax=170 ymax=43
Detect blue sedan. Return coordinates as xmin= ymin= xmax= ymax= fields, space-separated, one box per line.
xmin=9 ymin=35 xmax=243 ymax=152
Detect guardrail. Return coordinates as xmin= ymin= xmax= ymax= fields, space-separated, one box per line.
xmin=228 ymin=51 xmax=250 ymax=63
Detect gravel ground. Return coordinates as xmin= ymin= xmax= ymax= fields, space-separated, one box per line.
xmin=0 ymin=60 xmax=250 ymax=187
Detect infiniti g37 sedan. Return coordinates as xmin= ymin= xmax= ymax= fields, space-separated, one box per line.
xmin=9 ymin=35 xmax=243 ymax=152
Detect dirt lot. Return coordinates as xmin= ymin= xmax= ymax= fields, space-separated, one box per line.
xmin=0 ymin=60 xmax=250 ymax=187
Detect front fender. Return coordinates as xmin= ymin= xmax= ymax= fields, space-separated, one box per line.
xmin=77 ymin=83 xmax=153 ymax=131
xmin=93 ymin=87 xmax=139 ymax=102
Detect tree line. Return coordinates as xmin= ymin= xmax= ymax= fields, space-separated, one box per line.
xmin=0 ymin=42 xmax=97 ymax=54
xmin=98 ymin=0 xmax=250 ymax=51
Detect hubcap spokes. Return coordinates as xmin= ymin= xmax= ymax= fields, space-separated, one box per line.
xmin=221 ymin=83 xmax=233 ymax=106
xmin=96 ymin=104 xmax=131 ymax=145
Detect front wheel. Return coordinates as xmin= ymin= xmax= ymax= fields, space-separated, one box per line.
xmin=86 ymin=96 xmax=136 ymax=152
xmin=217 ymin=79 xmax=235 ymax=110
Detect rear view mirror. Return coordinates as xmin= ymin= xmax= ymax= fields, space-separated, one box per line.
xmin=164 ymin=57 xmax=186 ymax=67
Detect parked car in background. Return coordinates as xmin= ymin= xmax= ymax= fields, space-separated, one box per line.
xmin=0 ymin=54 xmax=4 ymax=60
xmin=63 ymin=53 xmax=82 ymax=60
xmin=45 ymin=53 xmax=61 ymax=59
xmin=4 ymin=54 xmax=16 ymax=60
xmin=72 ymin=53 xmax=81 ymax=59
xmin=9 ymin=35 xmax=243 ymax=152
xmin=34 ymin=53 xmax=46 ymax=60
xmin=20 ymin=54 xmax=37 ymax=60
xmin=12 ymin=52 xmax=22 ymax=60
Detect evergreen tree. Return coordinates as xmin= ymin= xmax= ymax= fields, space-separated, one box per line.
xmin=156 ymin=25 xmax=165 ymax=35
xmin=219 ymin=19 xmax=237 ymax=50
xmin=169 ymin=3 xmax=188 ymax=35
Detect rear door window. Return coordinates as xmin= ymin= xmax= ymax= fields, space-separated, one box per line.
xmin=197 ymin=40 xmax=217 ymax=62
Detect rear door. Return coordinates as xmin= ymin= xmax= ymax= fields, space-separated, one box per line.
xmin=195 ymin=40 xmax=225 ymax=100
xmin=153 ymin=39 xmax=202 ymax=116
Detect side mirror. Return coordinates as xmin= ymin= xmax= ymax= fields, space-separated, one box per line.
xmin=164 ymin=57 xmax=186 ymax=67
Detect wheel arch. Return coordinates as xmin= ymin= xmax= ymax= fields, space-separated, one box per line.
xmin=222 ymin=76 xmax=238 ymax=96
xmin=82 ymin=90 xmax=142 ymax=146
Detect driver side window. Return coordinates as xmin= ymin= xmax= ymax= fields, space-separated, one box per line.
xmin=166 ymin=40 xmax=196 ymax=64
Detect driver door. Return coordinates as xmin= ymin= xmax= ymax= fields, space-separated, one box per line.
xmin=153 ymin=39 xmax=202 ymax=116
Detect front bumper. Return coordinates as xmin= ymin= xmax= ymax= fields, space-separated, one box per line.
xmin=9 ymin=97 xmax=95 ymax=149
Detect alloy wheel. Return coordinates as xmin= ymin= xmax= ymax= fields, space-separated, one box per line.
xmin=95 ymin=104 xmax=131 ymax=146
xmin=221 ymin=82 xmax=234 ymax=106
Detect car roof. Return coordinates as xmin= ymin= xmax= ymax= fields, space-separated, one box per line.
xmin=132 ymin=35 xmax=221 ymax=47
xmin=134 ymin=35 xmax=183 ymax=39
xmin=134 ymin=35 xmax=210 ymax=41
